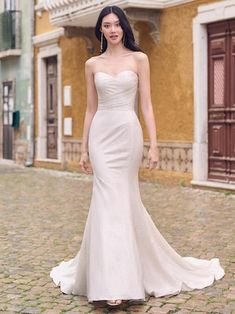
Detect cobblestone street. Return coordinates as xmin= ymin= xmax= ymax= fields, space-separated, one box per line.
xmin=0 ymin=162 xmax=234 ymax=314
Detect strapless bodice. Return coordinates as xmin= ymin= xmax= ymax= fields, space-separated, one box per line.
xmin=94 ymin=70 xmax=138 ymax=111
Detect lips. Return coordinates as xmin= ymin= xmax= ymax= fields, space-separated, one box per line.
xmin=110 ymin=35 xmax=118 ymax=39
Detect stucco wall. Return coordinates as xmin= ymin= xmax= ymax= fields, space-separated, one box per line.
xmin=60 ymin=36 xmax=89 ymax=139
xmin=34 ymin=0 xmax=223 ymax=174
xmin=139 ymin=0 xmax=222 ymax=142
xmin=56 ymin=0 xmax=222 ymax=144
xmin=35 ymin=11 xmax=57 ymax=35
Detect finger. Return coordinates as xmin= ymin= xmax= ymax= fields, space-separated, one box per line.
xmin=81 ymin=165 xmax=87 ymax=174
xmin=149 ymin=161 xmax=157 ymax=170
xmin=79 ymin=159 xmax=86 ymax=167
xmin=81 ymin=162 xmax=89 ymax=174
xmin=84 ymin=165 xmax=90 ymax=175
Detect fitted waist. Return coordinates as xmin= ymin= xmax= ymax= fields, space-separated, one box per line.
xmin=93 ymin=108 xmax=139 ymax=123
xmin=97 ymin=102 xmax=135 ymax=111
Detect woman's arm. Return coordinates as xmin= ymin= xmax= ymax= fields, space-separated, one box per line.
xmin=80 ymin=58 xmax=98 ymax=174
xmin=136 ymin=52 xmax=158 ymax=170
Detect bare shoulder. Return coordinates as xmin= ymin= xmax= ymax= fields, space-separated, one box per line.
xmin=132 ymin=52 xmax=149 ymax=75
xmin=85 ymin=55 xmax=101 ymax=72
xmin=132 ymin=51 xmax=149 ymax=63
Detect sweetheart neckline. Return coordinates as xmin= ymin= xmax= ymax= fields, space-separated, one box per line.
xmin=94 ymin=70 xmax=138 ymax=78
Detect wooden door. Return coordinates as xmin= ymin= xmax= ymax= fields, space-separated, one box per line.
xmin=2 ymin=81 xmax=13 ymax=160
xmin=46 ymin=56 xmax=58 ymax=159
xmin=208 ymin=19 xmax=235 ymax=183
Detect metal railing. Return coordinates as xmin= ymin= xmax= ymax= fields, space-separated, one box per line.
xmin=0 ymin=10 xmax=21 ymax=51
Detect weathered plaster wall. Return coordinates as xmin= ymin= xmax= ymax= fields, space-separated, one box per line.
xmin=34 ymin=0 xmax=223 ymax=175
xmin=139 ymin=0 xmax=222 ymax=142
xmin=60 ymin=36 xmax=88 ymax=140
xmin=35 ymin=11 xmax=57 ymax=35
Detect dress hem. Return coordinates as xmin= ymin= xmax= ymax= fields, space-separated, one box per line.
xmin=50 ymin=259 xmax=225 ymax=302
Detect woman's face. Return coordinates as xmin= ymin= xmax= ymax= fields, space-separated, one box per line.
xmin=100 ymin=13 xmax=124 ymax=46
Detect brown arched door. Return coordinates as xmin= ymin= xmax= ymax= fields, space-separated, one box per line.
xmin=208 ymin=19 xmax=235 ymax=183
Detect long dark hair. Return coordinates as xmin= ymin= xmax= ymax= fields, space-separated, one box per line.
xmin=95 ymin=6 xmax=143 ymax=54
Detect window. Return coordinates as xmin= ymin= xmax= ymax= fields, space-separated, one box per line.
xmin=4 ymin=0 xmax=16 ymax=11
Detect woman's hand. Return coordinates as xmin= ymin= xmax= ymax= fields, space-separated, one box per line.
xmin=147 ymin=146 xmax=158 ymax=170
xmin=79 ymin=152 xmax=92 ymax=175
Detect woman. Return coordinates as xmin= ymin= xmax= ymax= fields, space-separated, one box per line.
xmin=50 ymin=5 xmax=224 ymax=307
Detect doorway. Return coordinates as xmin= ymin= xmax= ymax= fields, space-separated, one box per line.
xmin=208 ymin=19 xmax=235 ymax=183
xmin=2 ymin=81 xmax=14 ymax=160
xmin=46 ymin=56 xmax=58 ymax=159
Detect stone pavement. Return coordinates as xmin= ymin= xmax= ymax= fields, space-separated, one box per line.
xmin=0 ymin=162 xmax=234 ymax=314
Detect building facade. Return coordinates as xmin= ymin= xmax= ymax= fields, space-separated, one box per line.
xmin=34 ymin=0 xmax=235 ymax=191
xmin=0 ymin=0 xmax=34 ymax=165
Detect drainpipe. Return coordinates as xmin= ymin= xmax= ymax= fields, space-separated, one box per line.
xmin=25 ymin=1 xmax=35 ymax=166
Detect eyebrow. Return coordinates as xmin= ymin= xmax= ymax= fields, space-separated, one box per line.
xmin=103 ymin=20 xmax=120 ymax=24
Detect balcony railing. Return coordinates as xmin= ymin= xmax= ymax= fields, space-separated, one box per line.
xmin=0 ymin=10 xmax=21 ymax=53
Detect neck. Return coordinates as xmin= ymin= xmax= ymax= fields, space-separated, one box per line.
xmin=105 ymin=43 xmax=126 ymax=56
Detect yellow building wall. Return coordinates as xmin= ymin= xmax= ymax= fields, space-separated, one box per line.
xmin=35 ymin=9 xmax=98 ymax=141
xmin=35 ymin=1 xmax=222 ymax=145
xmin=140 ymin=0 xmax=222 ymax=142
xmin=60 ymin=36 xmax=88 ymax=139
xmin=34 ymin=8 xmax=98 ymax=170
xmin=34 ymin=9 xmax=58 ymax=143
xmin=35 ymin=11 xmax=57 ymax=35
xmin=34 ymin=0 xmax=222 ymax=176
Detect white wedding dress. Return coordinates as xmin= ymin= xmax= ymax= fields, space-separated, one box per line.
xmin=50 ymin=70 xmax=225 ymax=302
